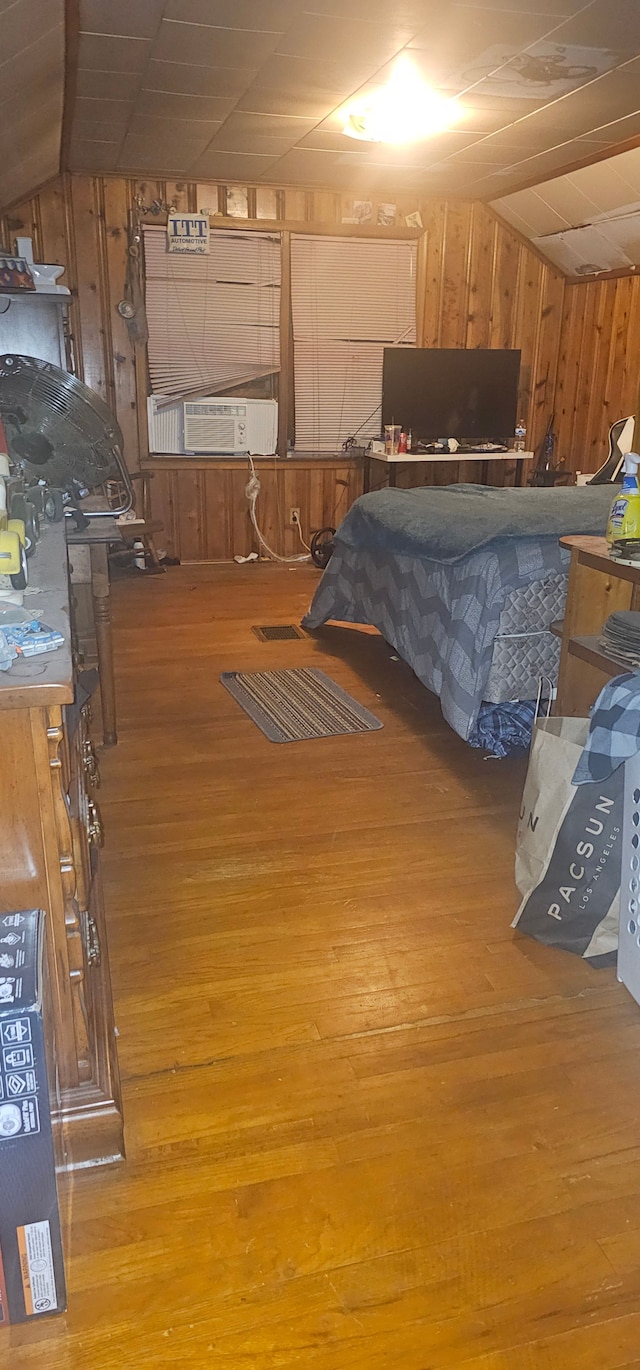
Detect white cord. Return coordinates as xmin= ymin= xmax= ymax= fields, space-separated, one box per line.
xmin=245 ymin=456 xmax=310 ymax=564
xmin=292 ymin=510 xmax=311 ymax=552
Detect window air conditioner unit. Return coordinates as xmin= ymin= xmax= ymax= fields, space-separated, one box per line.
xmin=147 ymin=396 xmax=278 ymax=456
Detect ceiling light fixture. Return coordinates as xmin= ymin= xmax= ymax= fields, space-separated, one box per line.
xmin=343 ymin=56 xmax=463 ymax=145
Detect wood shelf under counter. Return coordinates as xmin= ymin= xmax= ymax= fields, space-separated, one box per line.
xmin=555 ymin=536 xmax=640 ymax=716
xmin=0 ymin=519 xmax=124 ymax=1170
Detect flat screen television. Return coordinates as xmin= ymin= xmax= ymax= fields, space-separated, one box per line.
xmin=382 ymin=347 xmax=521 ymax=448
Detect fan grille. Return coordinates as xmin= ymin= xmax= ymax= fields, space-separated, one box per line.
xmin=0 ymin=353 xmax=125 ymax=491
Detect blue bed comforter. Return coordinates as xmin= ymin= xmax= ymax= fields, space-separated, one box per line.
xmin=303 ymin=481 xmax=618 ymax=750
xmin=336 ymin=483 xmax=617 ymax=563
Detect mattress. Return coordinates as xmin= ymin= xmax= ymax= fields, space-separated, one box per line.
xmin=484 ymin=570 xmax=566 ymax=704
xmin=304 ymin=537 xmax=571 ymax=743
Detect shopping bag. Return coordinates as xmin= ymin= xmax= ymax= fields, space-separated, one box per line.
xmin=513 ymin=714 xmax=622 ymax=963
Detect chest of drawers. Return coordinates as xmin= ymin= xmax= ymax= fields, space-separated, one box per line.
xmin=0 ymin=521 xmax=123 ymax=1169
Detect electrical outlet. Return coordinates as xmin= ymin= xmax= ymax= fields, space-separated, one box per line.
xmin=289 ymin=507 xmax=301 ymax=526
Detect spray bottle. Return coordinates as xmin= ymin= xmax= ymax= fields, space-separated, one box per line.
xmin=607 ymin=452 xmax=640 ymax=547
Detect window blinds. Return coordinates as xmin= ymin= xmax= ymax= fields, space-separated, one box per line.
xmin=143 ymin=226 xmax=281 ymax=400
xmin=290 ymin=235 xmax=416 ymax=453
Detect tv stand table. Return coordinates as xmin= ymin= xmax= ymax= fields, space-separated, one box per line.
xmin=363 ymin=449 xmax=533 ymax=493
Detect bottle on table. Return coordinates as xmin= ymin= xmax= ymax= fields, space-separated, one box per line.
xmin=514 ymin=418 xmax=527 ymax=453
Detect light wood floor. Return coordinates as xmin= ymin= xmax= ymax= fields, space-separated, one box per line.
xmin=8 ymin=563 xmax=640 ymax=1368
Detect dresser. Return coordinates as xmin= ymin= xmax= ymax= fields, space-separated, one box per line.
xmin=0 ymin=521 xmax=123 ymax=1170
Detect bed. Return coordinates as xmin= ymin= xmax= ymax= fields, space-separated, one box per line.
xmin=302 ymin=483 xmax=617 ymax=753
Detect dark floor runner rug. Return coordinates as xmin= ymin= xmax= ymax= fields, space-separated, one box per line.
xmin=221 ymin=667 xmax=383 ymax=743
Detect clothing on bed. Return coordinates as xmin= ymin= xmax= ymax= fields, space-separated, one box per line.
xmin=303 ymin=537 xmax=569 ymax=743
xmin=336 ymin=482 xmax=617 ymax=564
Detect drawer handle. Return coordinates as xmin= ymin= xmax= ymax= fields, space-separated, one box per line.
xmin=87 ymin=798 xmax=104 ymax=847
xmin=82 ymin=739 xmax=101 ymax=788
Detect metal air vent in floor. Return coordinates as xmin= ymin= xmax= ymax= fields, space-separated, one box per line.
xmin=252 ymin=624 xmax=306 ymax=642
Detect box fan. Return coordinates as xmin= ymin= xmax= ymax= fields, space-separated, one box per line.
xmin=0 ymin=354 xmax=133 ymax=515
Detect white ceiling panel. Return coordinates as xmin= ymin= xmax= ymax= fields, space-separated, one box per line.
xmin=598 ymin=213 xmax=640 ymax=261
xmin=531 ymin=224 xmax=634 ymax=275
xmin=494 ymin=140 xmax=640 ymax=277
xmin=494 ymin=187 xmax=572 ymax=236
xmin=535 ymin=177 xmax=601 ymax=227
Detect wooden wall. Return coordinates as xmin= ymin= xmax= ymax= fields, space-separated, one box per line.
xmin=419 ymin=201 xmax=564 ymax=456
xmin=554 ymin=275 xmax=640 ymax=476
xmin=145 ymin=455 xmax=361 ymax=563
xmin=1 ymin=174 xmax=567 ymax=560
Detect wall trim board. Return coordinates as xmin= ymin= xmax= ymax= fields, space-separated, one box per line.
xmin=565 ymin=267 xmax=640 ymax=286
xmin=480 ymin=132 xmax=640 ymax=205
xmin=142 ymin=456 xmax=361 ymax=471
xmin=60 ymin=0 xmax=80 ymax=176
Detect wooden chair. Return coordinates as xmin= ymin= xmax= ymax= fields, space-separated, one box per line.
xmin=108 ymin=471 xmax=165 ymax=571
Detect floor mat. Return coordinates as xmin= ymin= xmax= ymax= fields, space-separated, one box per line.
xmin=221 ymin=667 xmax=383 ymax=743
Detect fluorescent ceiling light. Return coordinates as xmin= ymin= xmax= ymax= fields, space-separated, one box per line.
xmin=343 ymin=57 xmax=464 ymax=145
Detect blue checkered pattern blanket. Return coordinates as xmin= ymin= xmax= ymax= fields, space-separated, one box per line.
xmin=303 ymin=537 xmax=570 ymax=743
xmin=573 ymin=672 xmax=640 ymax=783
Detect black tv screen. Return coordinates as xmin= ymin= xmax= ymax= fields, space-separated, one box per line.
xmin=382 ymin=347 xmax=521 ymax=447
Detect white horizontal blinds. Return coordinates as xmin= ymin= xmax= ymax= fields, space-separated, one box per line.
xmin=143 ymin=226 xmax=281 ymax=399
xmin=290 ymin=235 xmax=416 ymax=453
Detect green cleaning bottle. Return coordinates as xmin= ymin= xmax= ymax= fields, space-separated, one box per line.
xmin=607 ymin=452 xmax=640 ymax=548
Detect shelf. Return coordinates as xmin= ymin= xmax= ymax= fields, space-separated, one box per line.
xmin=565 ymin=634 xmax=635 ymax=679
xmin=550 ymin=618 xmax=564 ymax=639
xmin=0 ymin=289 xmax=69 ymax=303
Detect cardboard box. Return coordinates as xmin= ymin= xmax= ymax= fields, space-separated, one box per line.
xmin=0 ymin=909 xmax=66 ymax=1323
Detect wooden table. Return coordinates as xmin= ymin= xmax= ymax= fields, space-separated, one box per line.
xmin=363 ymin=448 xmax=533 ymax=492
xmin=67 ymin=518 xmax=121 ymax=747
xmin=555 ymin=535 xmax=640 ymax=715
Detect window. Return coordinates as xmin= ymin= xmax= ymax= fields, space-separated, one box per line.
xmin=290 ymin=234 xmax=416 ymax=453
xmin=143 ymin=226 xmax=281 ymax=401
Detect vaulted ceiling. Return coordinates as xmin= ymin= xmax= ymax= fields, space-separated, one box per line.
xmin=4 ymin=0 xmax=640 ymax=221
xmin=493 ymin=143 xmax=640 ymax=275
xmin=0 ymin=0 xmax=65 ymax=210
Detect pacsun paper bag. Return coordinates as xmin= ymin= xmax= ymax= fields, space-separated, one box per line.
xmin=513 ymin=715 xmax=622 ymax=963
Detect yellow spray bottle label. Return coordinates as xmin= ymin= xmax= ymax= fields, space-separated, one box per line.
xmin=607 ymin=452 xmax=640 ymax=543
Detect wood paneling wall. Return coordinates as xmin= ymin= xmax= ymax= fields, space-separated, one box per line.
xmin=1 ymin=175 xmax=567 ymax=560
xmin=419 ymin=201 xmax=565 ymax=457
xmin=554 ymin=275 xmax=640 ymax=476
xmin=145 ymin=456 xmax=361 ymax=563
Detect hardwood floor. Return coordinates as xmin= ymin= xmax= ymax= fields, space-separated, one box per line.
xmin=8 ymin=562 xmax=640 ymax=1367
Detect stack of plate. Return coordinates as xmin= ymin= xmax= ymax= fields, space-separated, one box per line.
xmin=600 ymin=611 xmax=640 ymax=666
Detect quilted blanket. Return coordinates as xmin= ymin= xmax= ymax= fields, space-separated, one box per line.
xmin=336 ymin=482 xmax=616 ymax=563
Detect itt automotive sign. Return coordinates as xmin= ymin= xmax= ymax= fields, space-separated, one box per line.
xmin=167 ymin=214 xmax=209 ymax=254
